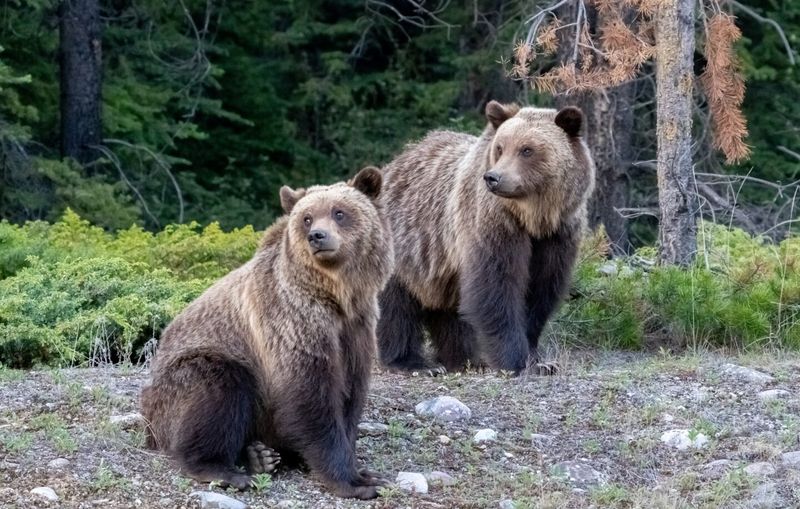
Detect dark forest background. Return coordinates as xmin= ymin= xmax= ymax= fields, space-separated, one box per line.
xmin=1 ymin=0 xmax=797 ymax=244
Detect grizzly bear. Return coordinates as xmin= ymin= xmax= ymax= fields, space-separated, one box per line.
xmin=377 ymin=101 xmax=594 ymax=374
xmin=140 ymin=167 xmax=394 ymax=500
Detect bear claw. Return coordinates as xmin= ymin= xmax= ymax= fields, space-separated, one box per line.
xmin=246 ymin=441 xmax=280 ymax=474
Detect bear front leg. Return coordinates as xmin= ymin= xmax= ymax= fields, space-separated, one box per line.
xmin=277 ymin=368 xmax=382 ymax=499
xmin=341 ymin=327 xmax=390 ymax=488
xmin=525 ymin=225 xmax=581 ymax=371
xmin=459 ymin=238 xmax=531 ymax=373
xmin=377 ymin=278 xmax=436 ymax=372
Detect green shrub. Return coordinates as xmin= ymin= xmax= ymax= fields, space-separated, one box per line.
xmin=554 ymin=222 xmax=800 ymax=350
xmin=0 ymin=257 xmax=207 ymax=368
xmin=0 ymin=209 xmax=260 ymax=280
xmin=0 ymin=213 xmax=798 ymax=368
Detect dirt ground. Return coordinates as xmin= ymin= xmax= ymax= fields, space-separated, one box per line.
xmin=1 ymin=350 xmax=799 ymax=509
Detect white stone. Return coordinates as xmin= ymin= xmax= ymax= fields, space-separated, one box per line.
xmin=757 ymin=389 xmax=790 ymax=402
xmin=437 ymin=435 xmax=451 ymax=445
xmin=744 ymin=462 xmax=776 ymax=478
xmin=396 ymin=472 xmax=428 ymax=494
xmin=189 ymin=491 xmax=248 ymax=509
xmin=47 ymin=458 xmax=70 ymax=470
xmin=529 ymin=433 xmax=553 ymax=444
xmin=358 ymin=422 xmax=389 ymax=436
xmin=414 ymin=396 xmax=471 ymax=422
xmin=109 ymin=412 xmax=146 ymax=430
xmin=598 ymin=262 xmax=618 ymax=276
xmin=425 ymin=471 xmax=456 ymax=486
xmin=702 ymin=459 xmax=734 ymax=479
xmin=30 ymin=487 xmax=59 ymax=502
xmin=499 ymin=500 xmax=515 ymax=509
xmin=660 ymin=429 xmax=710 ymax=450
xmin=749 ymin=482 xmax=785 ymax=509
xmin=550 ymin=461 xmax=606 ymax=489
xmin=721 ymin=364 xmax=774 ymax=383
xmin=473 ymin=428 xmax=498 ymax=443
xmin=781 ymin=450 xmax=800 ymax=468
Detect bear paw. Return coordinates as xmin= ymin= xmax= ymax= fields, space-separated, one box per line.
xmin=246 ymin=441 xmax=281 ymax=474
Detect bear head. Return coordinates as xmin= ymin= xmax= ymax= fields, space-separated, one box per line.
xmin=482 ymin=100 xmax=595 ymax=234
xmin=279 ymin=166 xmax=387 ymax=270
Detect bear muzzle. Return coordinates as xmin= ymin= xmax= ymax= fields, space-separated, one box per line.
xmin=308 ymin=229 xmax=340 ymax=258
xmin=483 ymin=171 xmax=523 ymax=198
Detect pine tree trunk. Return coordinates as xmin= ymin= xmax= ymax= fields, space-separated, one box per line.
xmin=59 ymin=0 xmax=102 ymax=165
xmin=654 ymin=0 xmax=697 ymax=266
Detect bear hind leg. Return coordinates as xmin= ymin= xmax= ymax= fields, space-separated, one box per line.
xmin=172 ymin=357 xmax=257 ymax=490
xmin=377 ymin=278 xmax=435 ymax=372
xmin=426 ymin=310 xmax=478 ymax=373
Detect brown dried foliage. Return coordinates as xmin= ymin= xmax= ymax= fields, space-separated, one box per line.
xmin=700 ymin=13 xmax=751 ymax=164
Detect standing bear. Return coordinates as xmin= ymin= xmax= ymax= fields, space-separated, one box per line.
xmin=377 ymin=101 xmax=595 ymax=374
xmin=140 ymin=167 xmax=394 ymax=500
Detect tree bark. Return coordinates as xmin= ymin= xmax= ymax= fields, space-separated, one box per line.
xmin=654 ymin=0 xmax=697 ymax=266
xmin=59 ymin=0 xmax=102 ymax=165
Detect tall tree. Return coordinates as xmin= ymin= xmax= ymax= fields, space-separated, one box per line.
xmin=59 ymin=0 xmax=102 ymax=165
xmin=654 ymin=0 xmax=697 ymax=265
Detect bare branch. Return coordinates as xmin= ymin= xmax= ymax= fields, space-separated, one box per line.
xmin=776 ymin=145 xmax=800 ymax=162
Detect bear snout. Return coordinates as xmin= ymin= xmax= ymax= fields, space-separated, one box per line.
xmin=483 ymin=171 xmax=501 ymax=191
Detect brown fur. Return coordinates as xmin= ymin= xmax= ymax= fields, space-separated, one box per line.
xmin=377 ymin=101 xmax=594 ymax=373
xmin=140 ymin=167 xmax=394 ymax=499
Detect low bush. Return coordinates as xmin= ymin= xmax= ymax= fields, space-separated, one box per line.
xmin=0 ymin=212 xmax=797 ymax=368
xmin=557 ymin=224 xmax=800 ymax=350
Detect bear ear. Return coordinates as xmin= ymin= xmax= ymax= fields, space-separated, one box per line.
xmin=279 ymin=186 xmax=306 ymax=214
xmin=350 ymin=166 xmax=382 ymax=201
xmin=485 ymin=100 xmax=519 ymax=129
xmin=555 ymin=106 xmax=584 ymax=137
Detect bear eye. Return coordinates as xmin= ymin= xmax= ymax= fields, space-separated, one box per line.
xmin=520 ymin=147 xmax=533 ymax=158
xmin=496 ymin=145 xmax=503 ymax=157
xmin=334 ymin=210 xmax=345 ymax=221
xmin=303 ymin=216 xmax=312 ymax=227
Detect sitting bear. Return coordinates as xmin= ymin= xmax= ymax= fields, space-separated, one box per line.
xmin=377 ymin=101 xmax=594 ymax=374
xmin=140 ymin=167 xmax=394 ymax=499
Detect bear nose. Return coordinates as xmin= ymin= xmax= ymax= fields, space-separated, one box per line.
xmin=483 ymin=172 xmax=501 ymax=189
xmin=308 ymin=230 xmax=327 ymax=242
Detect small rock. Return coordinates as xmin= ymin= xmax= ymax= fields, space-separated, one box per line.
xmin=721 ymin=364 xmax=774 ymax=383
xmin=415 ymin=396 xmax=471 ymax=422
xmin=0 ymin=487 xmax=15 ymax=499
xmin=48 ymin=458 xmax=70 ymax=470
xmin=660 ymin=429 xmax=710 ymax=450
xmin=597 ymin=262 xmax=618 ymax=276
xmin=744 ymin=462 xmax=776 ymax=478
xmin=473 ymin=428 xmax=498 ymax=443
xmin=749 ymin=482 xmax=785 ymax=509
xmin=781 ymin=451 xmax=800 ymax=468
xmin=158 ymin=498 xmax=173 ymax=507
xmin=757 ymin=389 xmax=790 ymax=402
xmin=550 ymin=461 xmax=606 ymax=489
xmin=437 ymin=435 xmax=451 ymax=445
xmin=425 ymin=471 xmax=456 ymax=486
xmin=189 ymin=491 xmax=248 ymax=509
xmin=276 ymin=501 xmax=296 ymax=509
xmin=702 ymin=459 xmax=734 ymax=479
xmin=30 ymin=487 xmax=59 ymax=502
xmin=358 ymin=422 xmax=389 ymax=436
xmin=396 ymin=472 xmax=428 ymax=494
xmin=499 ymin=500 xmax=515 ymax=509
xmin=109 ymin=412 xmax=146 ymax=431
xmin=529 ymin=433 xmax=553 ymax=444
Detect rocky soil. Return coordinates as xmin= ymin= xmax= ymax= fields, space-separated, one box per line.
xmin=2 ymin=350 xmax=800 ymax=508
